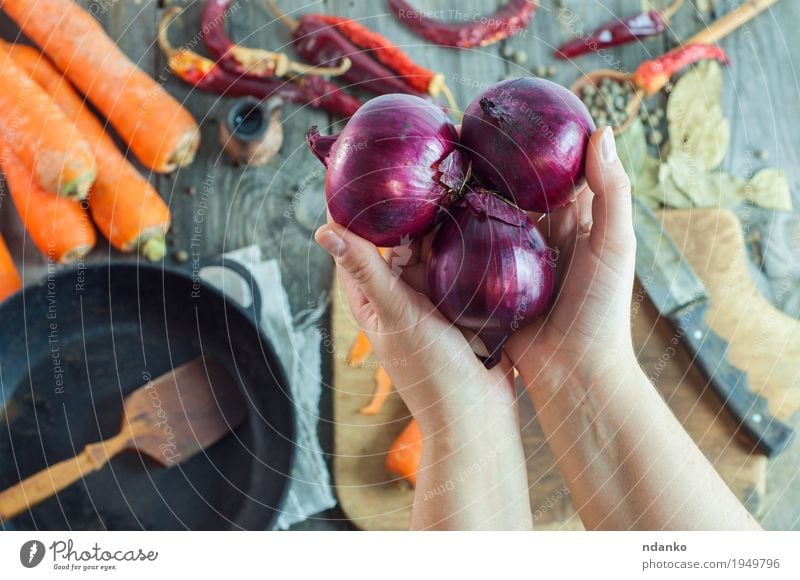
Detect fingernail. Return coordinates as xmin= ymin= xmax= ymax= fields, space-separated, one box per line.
xmin=601 ymin=126 xmax=617 ymax=164
xmin=316 ymin=228 xmax=346 ymax=258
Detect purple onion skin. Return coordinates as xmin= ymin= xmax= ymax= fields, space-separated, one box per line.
xmin=428 ymin=189 xmax=556 ymax=369
xmin=460 ymin=78 xmax=596 ymax=213
xmin=307 ymin=94 xmax=460 ymax=247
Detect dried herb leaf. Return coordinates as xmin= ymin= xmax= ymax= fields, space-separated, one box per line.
xmin=667 ymin=61 xmax=729 ymax=171
xmin=745 ymin=168 xmax=793 ymax=211
xmin=667 ymin=61 xmax=724 ymax=128
xmin=634 ymin=155 xmax=693 ymax=209
xmin=632 ymin=155 xmax=661 ymax=208
xmin=642 ymin=59 xmax=795 ymax=213
xmin=616 ymin=116 xmax=647 ymax=186
xmin=660 ymin=170 xmax=695 ymax=209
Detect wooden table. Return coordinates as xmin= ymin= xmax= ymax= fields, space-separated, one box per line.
xmin=1 ymin=0 xmax=799 ymax=530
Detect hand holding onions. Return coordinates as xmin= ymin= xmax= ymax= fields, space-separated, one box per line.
xmin=311 ymin=86 xmax=761 ymax=533
xmin=309 ymin=78 xmax=596 ymax=369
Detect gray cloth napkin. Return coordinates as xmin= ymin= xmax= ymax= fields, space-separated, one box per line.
xmin=200 ymin=245 xmax=336 ymax=530
xmin=735 ymin=207 xmax=800 ymax=319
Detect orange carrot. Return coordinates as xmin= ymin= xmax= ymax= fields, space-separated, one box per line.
xmin=7 ymin=43 xmax=171 ymax=259
xmin=360 ymin=366 xmax=393 ymax=415
xmin=2 ymin=0 xmax=200 ymax=173
xmin=0 ymin=234 xmax=22 ymax=302
xmin=1 ymin=153 xmax=96 ymax=264
xmin=386 ymin=419 xmax=421 ymax=486
xmin=348 ymin=331 xmax=373 ymax=366
xmin=0 ymin=44 xmax=95 ymax=198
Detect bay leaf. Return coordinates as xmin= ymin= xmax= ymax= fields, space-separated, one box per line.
xmin=689 ymin=172 xmax=747 ymax=208
xmin=685 ymin=117 xmax=730 ymax=170
xmin=660 ymin=171 xmax=695 ymax=209
xmin=661 ymin=149 xmax=746 ymax=208
xmin=646 ymin=158 xmax=694 ymax=209
xmin=667 ymin=61 xmax=724 ymax=129
xmin=615 ymin=116 xmax=647 ymax=186
xmin=632 ymin=155 xmax=662 ymax=209
xmin=667 ymin=60 xmax=729 ymax=171
xmin=745 ymin=168 xmax=793 ymax=211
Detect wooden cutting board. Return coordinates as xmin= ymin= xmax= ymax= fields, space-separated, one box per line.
xmin=332 ymin=208 xmax=800 ymax=530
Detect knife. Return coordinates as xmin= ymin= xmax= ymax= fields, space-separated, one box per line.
xmin=632 ymin=197 xmax=794 ymax=457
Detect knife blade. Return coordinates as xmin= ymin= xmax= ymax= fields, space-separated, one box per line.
xmin=632 ymin=197 xmax=794 ymax=457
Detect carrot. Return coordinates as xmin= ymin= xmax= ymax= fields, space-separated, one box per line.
xmin=2 ymin=0 xmax=200 ymax=174
xmin=347 ymin=331 xmax=373 ymax=366
xmin=386 ymin=419 xmax=422 ymax=486
xmin=6 ymin=43 xmax=171 ymax=259
xmin=0 ymin=44 xmax=95 ymax=198
xmin=360 ymin=366 xmax=393 ymax=415
xmin=0 ymin=234 xmax=22 ymax=302
xmin=359 ymin=367 xmax=392 ymax=415
xmin=1 ymin=153 xmax=95 ymax=264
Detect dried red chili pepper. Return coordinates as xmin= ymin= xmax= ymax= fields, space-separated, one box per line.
xmin=631 ymin=43 xmax=729 ymax=96
xmin=555 ymin=0 xmax=682 ymax=59
xmin=388 ymin=0 xmax=537 ymax=48
xmin=158 ymin=10 xmax=361 ymax=118
xmin=312 ymin=14 xmax=456 ymax=107
xmin=201 ymin=0 xmax=351 ymax=79
xmin=265 ymin=0 xmax=458 ymax=111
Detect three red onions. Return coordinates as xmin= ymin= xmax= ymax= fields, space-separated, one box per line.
xmin=307 ymin=78 xmax=595 ymax=368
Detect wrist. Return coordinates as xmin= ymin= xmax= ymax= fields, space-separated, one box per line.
xmin=413 ymin=391 xmax=520 ymax=442
xmin=416 ymin=402 xmax=524 ymax=471
xmin=518 ymin=347 xmax=642 ymax=402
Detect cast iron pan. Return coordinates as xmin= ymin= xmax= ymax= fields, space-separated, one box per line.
xmin=0 ymin=260 xmax=295 ymax=530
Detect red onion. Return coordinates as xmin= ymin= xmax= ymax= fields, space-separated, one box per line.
xmin=428 ymin=188 xmax=555 ymax=369
xmin=460 ymin=78 xmax=595 ymax=213
xmin=307 ymin=94 xmax=462 ymax=247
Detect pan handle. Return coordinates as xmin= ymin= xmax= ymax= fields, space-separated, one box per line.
xmin=188 ymin=256 xmax=265 ymax=325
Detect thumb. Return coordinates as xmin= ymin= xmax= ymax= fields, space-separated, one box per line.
xmin=315 ymin=223 xmax=413 ymax=327
xmin=585 ymin=127 xmax=635 ymax=257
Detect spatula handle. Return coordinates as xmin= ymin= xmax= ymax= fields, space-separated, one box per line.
xmin=0 ymin=433 xmax=129 ymax=522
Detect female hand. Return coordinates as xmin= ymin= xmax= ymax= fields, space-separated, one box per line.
xmin=315 ymin=207 xmax=532 ymax=530
xmin=314 ymin=221 xmax=519 ymax=430
xmin=506 ymin=127 xmax=638 ymax=387
xmin=502 ymin=128 xmax=760 ymax=530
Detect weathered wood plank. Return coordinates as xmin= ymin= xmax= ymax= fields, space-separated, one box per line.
xmin=155 ymin=0 xmax=334 ymax=313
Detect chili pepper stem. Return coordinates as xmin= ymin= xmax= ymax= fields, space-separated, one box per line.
xmin=162 ymin=6 xmax=339 ymax=81
xmin=265 ymin=0 xmax=298 ymax=32
xmin=431 ymin=76 xmax=461 ymax=118
xmin=229 ymin=45 xmax=351 ymax=77
xmin=158 ymin=8 xmax=190 ymax=63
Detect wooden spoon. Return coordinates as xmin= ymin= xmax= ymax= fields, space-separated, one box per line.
xmin=571 ymin=0 xmax=780 ymax=135
xmin=0 ymin=357 xmax=246 ymax=523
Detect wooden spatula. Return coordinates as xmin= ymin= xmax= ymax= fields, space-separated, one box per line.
xmin=0 ymin=357 xmax=246 ymax=522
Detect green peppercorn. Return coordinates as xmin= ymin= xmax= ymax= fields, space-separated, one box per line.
xmin=174 ymin=249 xmax=189 ymax=263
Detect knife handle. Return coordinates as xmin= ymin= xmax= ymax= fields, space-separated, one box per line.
xmin=675 ymin=303 xmax=794 ymax=457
